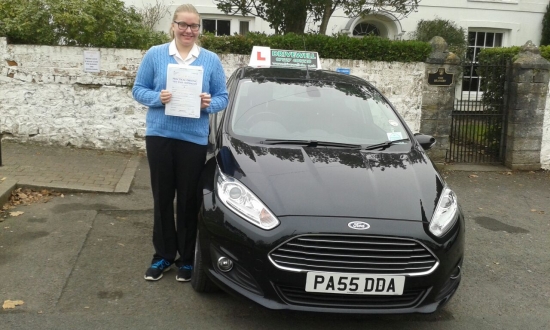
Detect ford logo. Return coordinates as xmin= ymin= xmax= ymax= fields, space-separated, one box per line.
xmin=348 ymin=221 xmax=370 ymax=230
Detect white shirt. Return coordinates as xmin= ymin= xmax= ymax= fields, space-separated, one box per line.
xmin=169 ymin=40 xmax=200 ymax=65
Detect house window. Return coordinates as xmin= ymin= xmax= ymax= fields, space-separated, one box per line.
xmin=463 ymin=31 xmax=503 ymax=93
xmin=239 ymin=21 xmax=250 ymax=35
xmin=353 ymin=23 xmax=380 ymax=37
xmin=202 ymin=19 xmax=231 ymax=36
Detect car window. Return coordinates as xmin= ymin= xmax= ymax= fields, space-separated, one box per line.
xmin=230 ymin=79 xmax=408 ymax=145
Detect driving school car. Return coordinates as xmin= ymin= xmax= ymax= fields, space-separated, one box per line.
xmin=191 ymin=47 xmax=464 ymax=314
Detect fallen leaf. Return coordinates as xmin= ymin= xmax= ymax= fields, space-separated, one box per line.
xmin=3 ymin=300 xmax=24 ymax=309
xmin=9 ymin=211 xmax=24 ymax=217
xmin=1 ymin=177 xmax=6 ymax=181
xmin=468 ymin=174 xmax=479 ymax=178
xmin=506 ymin=172 xmax=513 ymax=175
xmin=539 ymin=211 xmax=545 ymax=215
xmin=494 ymin=262 xmax=500 ymax=265
xmin=531 ymin=209 xmax=537 ymax=212
xmin=118 ymin=243 xmax=125 ymax=247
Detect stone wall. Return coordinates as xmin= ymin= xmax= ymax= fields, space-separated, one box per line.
xmin=2 ymin=37 xmax=548 ymax=169
xmin=0 ymin=37 xmax=424 ymax=152
xmin=543 ymin=81 xmax=550 ymax=169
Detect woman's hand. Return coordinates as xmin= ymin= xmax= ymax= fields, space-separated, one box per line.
xmin=200 ymin=93 xmax=211 ymax=109
xmin=160 ymin=90 xmax=171 ymax=105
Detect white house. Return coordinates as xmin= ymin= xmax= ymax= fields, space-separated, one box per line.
xmin=125 ymin=0 xmax=548 ymax=49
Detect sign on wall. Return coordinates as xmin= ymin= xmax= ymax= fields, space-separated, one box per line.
xmin=83 ymin=50 xmax=101 ymax=73
xmin=428 ymin=68 xmax=453 ymax=86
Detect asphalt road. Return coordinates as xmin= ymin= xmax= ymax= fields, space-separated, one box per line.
xmin=0 ymin=159 xmax=549 ymax=330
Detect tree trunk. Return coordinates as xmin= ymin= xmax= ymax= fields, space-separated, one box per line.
xmin=318 ymin=2 xmax=333 ymax=35
xmin=283 ymin=0 xmax=308 ymax=34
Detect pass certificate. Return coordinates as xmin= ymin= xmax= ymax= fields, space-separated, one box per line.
xmin=165 ymin=64 xmax=203 ymax=118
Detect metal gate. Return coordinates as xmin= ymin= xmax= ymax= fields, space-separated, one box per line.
xmin=446 ymin=59 xmax=509 ymax=163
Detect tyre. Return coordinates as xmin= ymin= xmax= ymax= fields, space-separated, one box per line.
xmin=191 ymin=229 xmax=219 ymax=292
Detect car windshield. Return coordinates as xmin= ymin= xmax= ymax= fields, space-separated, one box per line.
xmin=229 ymin=78 xmax=409 ymax=145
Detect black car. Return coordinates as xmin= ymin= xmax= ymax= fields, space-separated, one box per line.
xmin=192 ymin=61 xmax=464 ymax=314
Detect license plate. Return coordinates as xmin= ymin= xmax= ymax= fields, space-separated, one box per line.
xmin=305 ymin=272 xmax=405 ymax=295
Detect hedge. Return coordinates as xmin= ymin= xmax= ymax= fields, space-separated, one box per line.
xmin=199 ymin=33 xmax=432 ymax=62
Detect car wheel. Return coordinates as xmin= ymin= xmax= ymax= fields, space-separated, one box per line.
xmin=191 ymin=229 xmax=218 ymax=293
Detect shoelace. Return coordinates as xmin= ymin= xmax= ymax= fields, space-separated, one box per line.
xmin=151 ymin=259 xmax=170 ymax=270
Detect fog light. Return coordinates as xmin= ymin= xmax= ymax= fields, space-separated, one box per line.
xmin=450 ymin=265 xmax=461 ymax=280
xmin=218 ymin=257 xmax=233 ymax=272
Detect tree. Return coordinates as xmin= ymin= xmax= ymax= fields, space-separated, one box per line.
xmin=0 ymin=0 xmax=169 ymax=48
xmin=136 ymin=0 xmax=170 ymax=31
xmin=215 ymin=0 xmax=420 ymax=35
xmin=409 ymin=18 xmax=467 ymax=58
xmin=541 ymin=2 xmax=550 ymax=46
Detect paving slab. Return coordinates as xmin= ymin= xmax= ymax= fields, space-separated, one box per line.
xmin=0 ymin=141 xmax=140 ymax=196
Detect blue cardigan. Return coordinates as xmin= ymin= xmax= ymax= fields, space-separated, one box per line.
xmin=132 ymin=43 xmax=228 ymax=145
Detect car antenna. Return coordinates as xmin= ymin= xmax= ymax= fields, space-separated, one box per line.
xmin=303 ymin=36 xmax=310 ymax=79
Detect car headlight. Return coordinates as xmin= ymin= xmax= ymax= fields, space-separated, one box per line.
xmin=429 ymin=187 xmax=459 ymax=237
xmin=216 ymin=167 xmax=280 ymax=230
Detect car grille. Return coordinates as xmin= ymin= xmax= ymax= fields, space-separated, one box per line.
xmin=269 ymin=234 xmax=438 ymax=275
xmin=276 ymin=285 xmax=426 ymax=309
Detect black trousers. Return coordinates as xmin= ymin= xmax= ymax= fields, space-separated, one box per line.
xmin=146 ymin=136 xmax=207 ymax=267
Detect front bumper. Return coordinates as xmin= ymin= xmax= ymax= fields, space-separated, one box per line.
xmin=198 ymin=192 xmax=464 ymax=314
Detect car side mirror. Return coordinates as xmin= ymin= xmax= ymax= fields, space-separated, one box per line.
xmin=414 ymin=133 xmax=436 ymax=150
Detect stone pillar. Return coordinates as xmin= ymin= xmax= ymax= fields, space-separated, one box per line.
xmin=505 ymin=41 xmax=550 ymax=170
xmin=420 ymin=37 xmax=460 ymax=162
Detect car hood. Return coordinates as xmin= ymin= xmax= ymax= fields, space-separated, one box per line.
xmin=217 ymin=136 xmax=445 ymax=222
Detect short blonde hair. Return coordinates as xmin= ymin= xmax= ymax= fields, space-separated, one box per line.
xmin=169 ymin=4 xmax=200 ymax=40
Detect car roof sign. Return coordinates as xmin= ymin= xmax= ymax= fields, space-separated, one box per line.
xmin=249 ymin=46 xmax=322 ymax=70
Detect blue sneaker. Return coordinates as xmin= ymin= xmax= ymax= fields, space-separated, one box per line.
xmin=144 ymin=259 xmax=172 ymax=281
xmin=176 ymin=265 xmax=193 ymax=282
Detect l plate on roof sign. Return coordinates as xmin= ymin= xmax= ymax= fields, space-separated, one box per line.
xmin=249 ymin=46 xmax=322 ymax=69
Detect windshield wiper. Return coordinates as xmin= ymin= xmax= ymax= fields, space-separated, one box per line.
xmin=260 ymin=139 xmax=362 ymax=149
xmin=362 ymin=138 xmax=410 ymax=151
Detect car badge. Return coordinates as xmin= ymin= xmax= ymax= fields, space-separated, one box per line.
xmin=348 ymin=221 xmax=370 ymax=230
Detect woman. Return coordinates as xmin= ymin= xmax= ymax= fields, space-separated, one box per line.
xmin=132 ymin=4 xmax=228 ymax=282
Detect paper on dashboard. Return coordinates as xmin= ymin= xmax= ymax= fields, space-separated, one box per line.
xmin=165 ymin=64 xmax=203 ymax=118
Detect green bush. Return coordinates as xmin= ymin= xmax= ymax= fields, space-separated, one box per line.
xmin=200 ymin=32 xmax=432 ymax=62
xmin=0 ymin=0 xmax=169 ymax=49
xmin=541 ymin=2 xmax=550 ymax=46
xmin=410 ymin=18 xmax=467 ymax=58
xmin=0 ymin=0 xmax=57 ymax=45
xmin=540 ymin=45 xmax=550 ymax=59
xmin=477 ymin=45 xmax=550 ymax=110
xmin=476 ymin=47 xmax=520 ymax=115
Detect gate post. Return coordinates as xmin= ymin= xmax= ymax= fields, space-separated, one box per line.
xmin=505 ymin=41 xmax=550 ymax=170
xmin=420 ymin=37 xmax=460 ymax=162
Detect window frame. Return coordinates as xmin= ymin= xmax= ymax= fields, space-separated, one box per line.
xmin=460 ymin=29 xmax=505 ymax=98
xmin=201 ymin=18 xmax=231 ymax=36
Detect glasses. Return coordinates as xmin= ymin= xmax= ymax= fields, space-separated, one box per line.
xmin=173 ymin=21 xmax=201 ymax=31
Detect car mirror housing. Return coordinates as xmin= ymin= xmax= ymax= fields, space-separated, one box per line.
xmin=414 ymin=134 xmax=436 ymax=150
